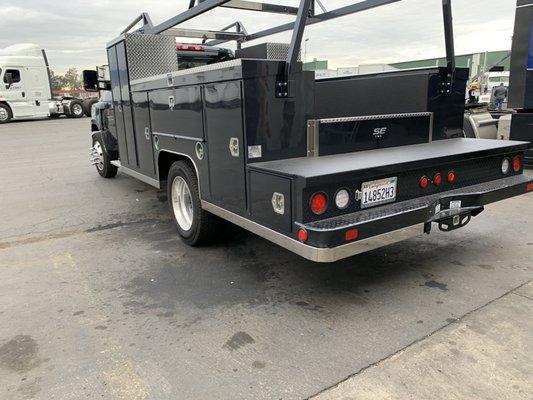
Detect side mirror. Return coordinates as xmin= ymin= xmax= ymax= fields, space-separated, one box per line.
xmin=82 ymin=70 xmax=98 ymax=92
xmin=4 ymin=72 xmax=13 ymax=89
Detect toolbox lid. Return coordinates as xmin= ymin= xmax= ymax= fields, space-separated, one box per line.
xmin=249 ymin=138 xmax=530 ymax=179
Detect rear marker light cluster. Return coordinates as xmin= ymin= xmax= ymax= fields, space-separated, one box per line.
xmin=420 ymin=171 xmax=455 ymax=189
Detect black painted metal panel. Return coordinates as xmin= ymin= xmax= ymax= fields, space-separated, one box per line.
xmin=107 ymin=45 xmax=129 ymax=164
xmin=116 ymin=42 xmax=138 ymax=167
xmin=249 ymin=171 xmax=292 ymax=233
xmin=204 ymin=80 xmax=246 ymax=212
xmin=149 ymin=86 xmax=204 ymax=138
xmin=243 ymin=70 xmax=314 ymax=162
xmin=132 ymin=91 xmax=156 ymax=176
xmin=318 ymin=115 xmax=431 ymax=157
xmin=509 ymin=1 xmax=533 ymax=109
xmin=314 ymin=67 xmax=468 ymax=140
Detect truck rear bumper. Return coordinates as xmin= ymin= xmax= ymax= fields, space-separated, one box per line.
xmin=204 ymin=174 xmax=532 ymax=263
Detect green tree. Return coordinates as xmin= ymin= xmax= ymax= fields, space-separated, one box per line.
xmin=63 ymin=67 xmax=82 ymax=89
xmin=49 ymin=68 xmax=81 ymax=90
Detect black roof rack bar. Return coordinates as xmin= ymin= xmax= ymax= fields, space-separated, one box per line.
xmin=220 ymin=0 xmax=301 ymax=16
xmin=241 ymin=0 xmax=401 ymax=43
xmin=146 ymin=0 xmax=233 ymax=35
xmin=121 ymin=12 xmax=154 ymax=34
xmin=160 ymin=27 xmax=246 ymax=41
xmin=442 ymin=0 xmax=456 ymax=76
xmin=285 ymin=0 xmax=314 ymax=80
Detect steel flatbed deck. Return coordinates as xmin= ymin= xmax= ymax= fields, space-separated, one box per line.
xmin=249 ymin=138 xmax=529 ymax=179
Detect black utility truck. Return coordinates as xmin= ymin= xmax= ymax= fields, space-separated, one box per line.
xmin=85 ymin=0 xmax=533 ymax=262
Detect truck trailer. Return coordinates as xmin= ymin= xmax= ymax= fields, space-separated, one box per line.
xmin=0 ymin=43 xmax=88 ymax=123
xmin=87 ymin=0 xmax=533 ymax=262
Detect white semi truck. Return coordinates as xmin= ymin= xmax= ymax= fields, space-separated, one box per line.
xmin=0 ymin=43 xmax=88 ymax=123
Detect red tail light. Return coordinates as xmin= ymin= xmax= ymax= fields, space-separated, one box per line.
xmin=513 ymin=155 xmax=522 ymax=172
xmin=297 ymin=229 xmax=308 ymax=242
xmin=310 ymin=192 xmax=328 ymax=215
xmin=447 ymin=171 xmax=456 ymax=183
xmin=527 ymin=182 xmax=533 ymax=192
xmin=433 ymin=173 xmax=442 ymax=186
xmin=419 ymin=176 xmax=429 ymax=189
xmin=345 ymin=229 xmax=359 ymax=242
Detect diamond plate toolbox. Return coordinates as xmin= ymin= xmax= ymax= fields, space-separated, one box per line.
xmin=124 ymin=34 xmax=179 ymax=81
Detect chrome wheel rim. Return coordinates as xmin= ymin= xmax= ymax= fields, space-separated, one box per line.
xmin=0 ymin=108 xmax=8 ymax=122
xmin=171 ymin=176 xmax=194 ymax=231
xmin=73 ymin=103 xmax=83 ymax=116
xmin=93 ymin=142 xmax=104 ymax=171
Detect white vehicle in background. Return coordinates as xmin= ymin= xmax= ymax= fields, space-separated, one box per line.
xmin=0 ymin=43 xmax=89 ymax=123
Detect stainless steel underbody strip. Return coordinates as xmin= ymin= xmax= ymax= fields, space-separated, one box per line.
xmin=201 ymin=200 xmax=424 ymax=263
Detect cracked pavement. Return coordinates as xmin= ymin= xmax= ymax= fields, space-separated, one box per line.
xmin=0 ymin=118 xmax=532 ymax=399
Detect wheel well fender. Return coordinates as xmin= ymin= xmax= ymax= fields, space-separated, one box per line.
xmin=157 ymin=151 xmax=200 ymax=188
xmin=92 ymin=130 xmax=118 ymax=158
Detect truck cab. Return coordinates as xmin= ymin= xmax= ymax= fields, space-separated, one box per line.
xmin=0 ymin=43 xmax=86 ymax=123
xmin=0 ymin=44 xmax=52 ymax=122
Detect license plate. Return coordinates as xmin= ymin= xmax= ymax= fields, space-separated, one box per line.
xmin=360 ymin=177 xmax=397 ymax=208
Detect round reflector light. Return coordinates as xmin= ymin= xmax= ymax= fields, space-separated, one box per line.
xmin=297 ymin=229 xmax=308 ymax=242
xmin=433 ymin=173 xmax=442 ymax=186
xmin=335 ymin=189 xmax=350 ymax=210
xmin=512 ymin=155 xmax=522 ymax=172
xmin=501 ymin=158 xmax=510 ymax=174
xmin=419 ymin=176 xmax=429 ymax=189
xmin=447 ymin=171 xmax=456 ymax=183
xmin=310 ymin=192 xmax=328 ymax=215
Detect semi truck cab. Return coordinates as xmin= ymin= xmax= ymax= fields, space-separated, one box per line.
xmin=0 ymin=43 xmax=86 ymax=123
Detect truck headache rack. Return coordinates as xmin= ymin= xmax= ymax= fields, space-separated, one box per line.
xmin=119 ymin=0 xmax=457 ymax=96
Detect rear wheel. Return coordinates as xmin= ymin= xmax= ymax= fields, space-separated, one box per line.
xmin=167 ymin=160 xmax=221 ymax=246
xmin=0 ymin=104 xmax=12 ymax=124
xmin=91 ymin=135 xmax=117 ymax=178
xmin=68 ymin=100 xmax=84 ymax=118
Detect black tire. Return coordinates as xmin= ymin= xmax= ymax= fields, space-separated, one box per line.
xmin=167 ymin=160 xmax=221 ymax=246
xmin=82 ymin=98 xmax=98 ymax=117
xmin=68 ymin=100 xmax=84 ymax=118
xmin=92 ymin=135 xmax=118 ymax=178
xmin=0 ymin=103 xmax=12 ymax=124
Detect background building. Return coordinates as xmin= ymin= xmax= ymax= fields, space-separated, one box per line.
xmin=304 ymin=50 xmax=510 ymax=81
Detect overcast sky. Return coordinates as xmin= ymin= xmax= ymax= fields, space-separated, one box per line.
xmin=0 ymin=0 xmax=518 ymax=73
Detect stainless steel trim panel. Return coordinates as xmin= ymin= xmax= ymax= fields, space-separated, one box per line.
xmin=110 ymin=161 xmax=161 ymax=189
xmin=318 ymin=112 xmax=433 ymax=124
xmin=201 ymin=200 xmax=425 ymax=263
xmin=153 ymin=132 xmax=203 ymax=142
